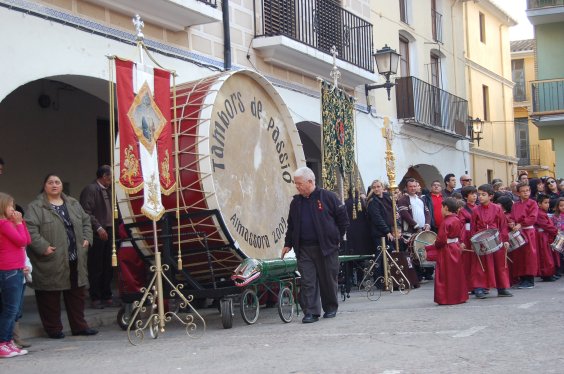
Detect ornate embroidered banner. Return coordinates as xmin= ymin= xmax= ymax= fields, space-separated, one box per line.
xmin=115 ymin=58 xmax=175 ymax=220
xmin=320 ymin=81 xmax=355 ymax=192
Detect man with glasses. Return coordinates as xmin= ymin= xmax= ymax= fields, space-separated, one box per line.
xmin=455 ymin=174 xmax=473 ymax=193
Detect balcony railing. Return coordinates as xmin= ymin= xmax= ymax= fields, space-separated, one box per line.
xmin=432 ymin=9 xmax=443 ymax=43
xmin=532 ymin=78 xmax=564 ymax=114
xmin=396 ymin=76 xmax=469 ymax=137
xmin=257 ymin=0 xmax=374 ymax=72
xmin=527 ymin=0 xmax=564 ymax=9
xmin=517 ymin=144 xmax=543 ymax=166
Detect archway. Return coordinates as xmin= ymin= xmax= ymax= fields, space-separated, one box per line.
xmin=0 ymin=75 xmax=110 ymax=206
xmin=398 ymin=164 xmax=443 ymax=191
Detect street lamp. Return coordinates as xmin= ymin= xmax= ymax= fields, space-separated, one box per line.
xmin=365 ymin=45 xmax=401 ymax=111
xmin=470 ymin=117 xmax=484 ymax=146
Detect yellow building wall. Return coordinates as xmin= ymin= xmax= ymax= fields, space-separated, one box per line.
xmin=465 ymin=0 xmax=516 ymax=185
xmin=512 ymin=52 xmax=556 ymax=177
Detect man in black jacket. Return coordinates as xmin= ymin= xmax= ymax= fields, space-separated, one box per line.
xmin=79 ymin=165 xmax=114 ymax=309
xmin=281 ymin=167 xmax=349 ymax=323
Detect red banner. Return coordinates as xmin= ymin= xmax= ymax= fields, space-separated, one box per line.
xmin=153 ymin=68 xmax=175 ymax=195
xmin=115 ymin=58 xmax=143 ymax=193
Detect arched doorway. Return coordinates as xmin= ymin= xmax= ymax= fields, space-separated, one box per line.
xmin=0 ymin=75 xmax=110 ymax=206
xmin=399 ymin=164 xmax=443 ymax=191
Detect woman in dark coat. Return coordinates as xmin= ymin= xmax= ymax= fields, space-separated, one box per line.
xmin=25 ymin=174 xmax=96 ymax=339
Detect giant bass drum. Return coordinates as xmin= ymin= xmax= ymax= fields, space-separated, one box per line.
xmin=116 ymin=70 xmax=305 ymax=286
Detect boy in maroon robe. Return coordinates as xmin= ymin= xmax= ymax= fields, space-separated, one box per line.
xmin=535 ymin=194 xmax=558 ymax=282
xmin=509 ymin=182 xmax=539 ymax=289
xmin=458 ymin=186 xmax=478 ymax=292
xmin=425 ymin=198 xmax=468 ymax=305
xmin=470 ymin=184 xmax=512 ymax=299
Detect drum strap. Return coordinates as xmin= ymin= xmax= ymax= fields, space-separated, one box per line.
xmin=446 ymin=238 xmax=459 ymax=244
xmin=537 ymin=228 xmax=544 ymax=232
xmin=522 ymin=226 xmax=534 ymax=230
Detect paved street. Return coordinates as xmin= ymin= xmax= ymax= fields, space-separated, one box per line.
xmin=2 ymin=280 xmax=564 ymax=374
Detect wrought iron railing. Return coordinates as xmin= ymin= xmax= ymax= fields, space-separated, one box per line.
xmin=197 ymin=0 xmax=217 ymax=7
xmin=531 ymin=78 xmax=564 ymax=114
xmin=527 ymin=0 xmax=564 ymax=9
xmin=432 ymin=9 xmax=443 ymax=43
xmin=256 ymin=0 xmax=374 ymax=72
xmin=395 ymin=76 xmax=469 ymax=137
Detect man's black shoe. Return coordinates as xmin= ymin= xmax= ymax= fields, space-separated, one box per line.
xmin=541 ymin=276 xmax=557 ymax=282
xmin=475 ymin=289 xmax=486 ymax=299
xmin=72 ymin=328 xmax=99 ymax=336
xmin=302 ymin=314 xmax=319 ymax=323
xmin=48 ymin=332 xmax=65 ymax=339
xmin=323 ymin=311 xmax=337 ymax=319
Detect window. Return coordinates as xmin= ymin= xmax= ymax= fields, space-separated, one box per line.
xmin=515 ymin=118 xmax=530 ymax=166
xmin=400 ymin=0 xmax=408 ymax=23
xmin=430 ymin=53 xmax=440 ymax=88
xmin=487 ymin=169 xmax=494 ymax=184
xmin=399 ymin=36 xmax=410 ymax=77
xmin=512 ymin=59 xmax=526 ymax=102
xmin=482 ymin=85 xmax=489 ymax=121
xmin=479 ymin=12 xmax=486 ymax=43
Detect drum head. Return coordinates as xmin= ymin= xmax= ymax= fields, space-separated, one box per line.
xmin=413 ymin=231 xmax=437 ymax=252
xmin=201 ymin=71 xmax=304 ymax=259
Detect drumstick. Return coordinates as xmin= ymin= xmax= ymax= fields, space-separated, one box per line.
xmin=475 ymin=252 xmax=485 ymax=272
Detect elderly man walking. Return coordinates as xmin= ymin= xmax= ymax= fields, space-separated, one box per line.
xmin=281 ymin=167 xmax=349 ymax=323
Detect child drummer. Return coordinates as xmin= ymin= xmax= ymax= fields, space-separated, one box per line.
xmin=425 ymin=198 xmax=468 ymax=305
xmin=470 ymin=184 xmax=513 ymax=299
xmin=536 ymin=194 xmax=558 ymax=282
xmin=459 ymin=186 xmax=478 ymax=292
xmin=509 ymin=182 xmax=539 ymax=289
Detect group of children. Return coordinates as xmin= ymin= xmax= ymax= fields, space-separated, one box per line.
xmin=426 ymin=182 xmax=564 ymax=305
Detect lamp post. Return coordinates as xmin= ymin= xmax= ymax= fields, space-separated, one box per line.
xmin=470 ymin=117 xmax=484 ymax=146
xmin=365 ymin=45 xmax=401 ymax=110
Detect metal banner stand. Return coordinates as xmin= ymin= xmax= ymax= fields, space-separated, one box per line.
xmin=108 ymin=15 xmax=205 ymax=345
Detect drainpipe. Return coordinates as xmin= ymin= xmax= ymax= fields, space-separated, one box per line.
xmin=223 ymin=0 xmax=231 ymax=71
xmin=463 ymin=1 xmax=476 ymax=181
xmin=499 ymin=22 xmax=511 ymax=183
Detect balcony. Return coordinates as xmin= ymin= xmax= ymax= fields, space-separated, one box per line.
xmin=84 ymin=0 xmax=222 ymax=31
xmin=395 ymin=76 xmax=468 ymax=138
xmin=432 ymin=9 xmax=443 ymax=43
xmin=531 ymin=78 xmax=564 ymax=125
xmin=527 ymin=0 xmax=564 ymax=25
xmin=253 ymin=0 xmax=374 ymax=88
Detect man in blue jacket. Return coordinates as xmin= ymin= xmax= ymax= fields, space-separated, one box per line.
xmin=281 ymin=167 xmax=349 ymax=323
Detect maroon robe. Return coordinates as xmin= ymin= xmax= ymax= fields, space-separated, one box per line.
xmin=469 ymin=203 xmax=510 ymax=289
xmin=510 ymin=199 xmax=538 ymax=277
xmin=426 ymin=215 xmax=468 ymax=305
xmin=536 ymin=209 xmax=558 ymax=277
xmin=458 ymin=203 xmax=476 ymax=292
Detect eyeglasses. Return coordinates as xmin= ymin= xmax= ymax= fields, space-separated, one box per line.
xmin=462 ymin=179 xmax=472 ymax=182
xmin=548 ymin=180 xmax=556 ymax=184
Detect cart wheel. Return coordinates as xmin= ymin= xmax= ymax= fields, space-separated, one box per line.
xmin=240 ymin=289 xmax=260 ymax=325
xmin=220 ymin=298 xmax=233 ymax=329
xmin=117 ymin=305 xmax=130 ymax=331
xmin=149 ymin=316 xmax=159 ymax=339
xmin=277 ymin=287 xmax=294 ymax=323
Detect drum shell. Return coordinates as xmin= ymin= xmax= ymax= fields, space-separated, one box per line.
xmin=409 ymin=231 xmax=437 ymax=267
xmin=471 ymin=229 xmax=502 ymax=255
xmin=508 ymin=230 xmax=526 ymax=252
xmin=551 ymin=232 xmax=564 ymax=254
